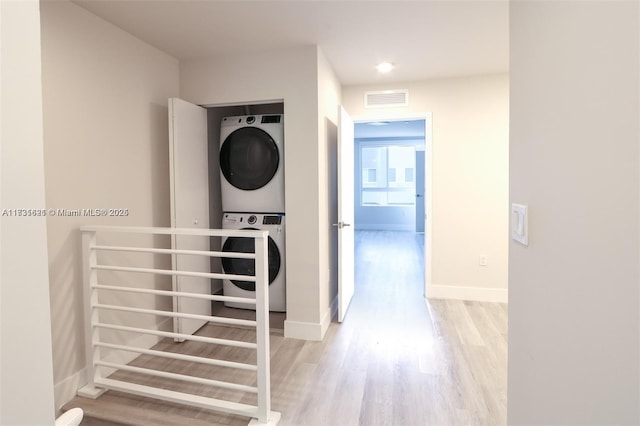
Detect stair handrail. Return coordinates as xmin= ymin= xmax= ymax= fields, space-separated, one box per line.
xmin=78 ymin=225 xmax=279 ymax=425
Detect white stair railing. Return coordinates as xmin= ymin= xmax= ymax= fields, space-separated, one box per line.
xmin=78 ymin=226 xmax=280 ymax=426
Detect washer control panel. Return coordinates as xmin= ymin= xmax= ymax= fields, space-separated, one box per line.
xmin=223 ymin=213 xmax=284 ymax=226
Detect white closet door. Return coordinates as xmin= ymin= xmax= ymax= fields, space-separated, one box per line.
xmin=169 ymin=98 xmax=210 ymax=337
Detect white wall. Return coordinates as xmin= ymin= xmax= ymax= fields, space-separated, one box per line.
xmin=180 ymin=46 xmax=334 ymax=339
xmin=317 ymin=48 xmax=343 ymax=332
xmin=39 ymin=0 xmax=180 ymax=410
xmin=508 ymin=2 xmax=639 ymax=424
xmin=0 ymin=0 xmax=56 ymax=424
xmin=343 ymin=74 xmax=509 ymax=302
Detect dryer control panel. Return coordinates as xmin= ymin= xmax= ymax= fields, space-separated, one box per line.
xmin=263 ymin=215 xmax=282 ymax=225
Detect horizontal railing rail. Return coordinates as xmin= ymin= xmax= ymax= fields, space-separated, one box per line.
xmin=78 ymin=225 xmax=279 ymax=425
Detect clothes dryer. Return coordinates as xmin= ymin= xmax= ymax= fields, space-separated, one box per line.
xmin=221 ymin=212 xmax=286 ymax=312
xmin=219 ymin=115 xmax=284 ymax=213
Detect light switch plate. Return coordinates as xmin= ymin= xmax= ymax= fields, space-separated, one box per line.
xmin=511 ymin=203 xmax=528 ymax=246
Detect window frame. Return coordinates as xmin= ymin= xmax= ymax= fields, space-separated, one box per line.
xmin=358 ymin=143 xmax=416 ymax=207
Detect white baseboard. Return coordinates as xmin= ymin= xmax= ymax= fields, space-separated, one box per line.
xmin=284 ymin=319 xmax=324 ymax=340
xmin=284 ymin=297 xmax=337 ymax=341
xmin=426 ymin=284 xmax=508 ymax=303
xmin=54 ymin=368 xmax=87 ymax=415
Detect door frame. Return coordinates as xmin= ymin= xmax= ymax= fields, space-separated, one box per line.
xmin=352 ymin=113 xmax=433 ymax=297
xmin=415 ymin=149 xmax=426 ymax=233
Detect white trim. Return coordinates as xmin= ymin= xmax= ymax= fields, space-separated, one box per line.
xmin=423 ymin=115 xmax=433 ymax=297
xmin=426 ymin=284 xmax=508 ymax=304
xmin=283 ymin=319 xmax=325 ymax=341
xmin=284 ymin=263 xmax=338 ymax=341
xmin=54 ymin=368 xmax=87 ymax=414
xmin=320 ymin=305 xmax=332 ymax=339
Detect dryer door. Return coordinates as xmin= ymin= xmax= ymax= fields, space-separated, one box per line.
xmin=221 ymin=229 xmax=281 ymax=291
xmin=220 ymin=127 xmax=279 ymax=190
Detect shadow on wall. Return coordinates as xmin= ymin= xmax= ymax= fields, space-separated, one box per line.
xmin=326 ymin=117 xmax=339 ymax=301
xmin=148 ymin=102 xmax=171 ymax=230
xmin=48 ymin=229 xmax=85 ymax=395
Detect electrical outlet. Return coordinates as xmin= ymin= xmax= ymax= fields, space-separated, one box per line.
xmin=479 ymin=255 xmax=488 ymax=266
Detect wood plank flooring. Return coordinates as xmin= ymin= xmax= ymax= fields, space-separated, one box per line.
xmin=66 ymin=230 xmax=507 ymax=426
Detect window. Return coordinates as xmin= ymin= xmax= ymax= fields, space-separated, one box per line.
xmin=360 ymin=145 xmax=415 ymax=206
xmin=363 ymin=168 xmax=377 ymax=184
xmin=388 ymin=168 xmax=397 ymax=183
xmin=405 ymin=168 xmax=414 ymax=183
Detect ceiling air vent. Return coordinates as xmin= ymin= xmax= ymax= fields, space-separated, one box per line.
xmin=364 ymin=89 xmax=408 ymax=108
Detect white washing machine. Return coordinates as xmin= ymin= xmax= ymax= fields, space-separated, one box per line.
xmin=221 ymin=212 xmax=286 ymax=312
xmin=219 ymin=114 xmax=284 ymax=213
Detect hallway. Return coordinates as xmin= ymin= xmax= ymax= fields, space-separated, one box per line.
xmin=68 ymin=231 xmax=507 ymax=425
xmin=285 ymin=230 xmax=507 ymax=425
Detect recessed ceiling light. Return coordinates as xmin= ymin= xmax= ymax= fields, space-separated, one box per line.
xmin=375 ymin=62 xmax=394 ymax=73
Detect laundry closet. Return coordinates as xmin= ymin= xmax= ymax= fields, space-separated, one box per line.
xmin=208 ymin=101 xmax=286 ymax=313
xmin=169 ymin=99 xmax=286 ymax=330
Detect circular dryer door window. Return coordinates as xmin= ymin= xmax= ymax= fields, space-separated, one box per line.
xmin=221 ymin=231 xmax=281 ymax=291
xmin=220 ymin=127 xmax=279 ymax=190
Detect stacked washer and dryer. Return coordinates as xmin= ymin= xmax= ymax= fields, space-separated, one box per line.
xmin=219 ymin=114 xmax=286 ymax=312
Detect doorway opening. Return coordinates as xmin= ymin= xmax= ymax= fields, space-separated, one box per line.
xmin=352 ymin=116 xmax=431 ymax=300
xmin=354 ymin=119 xmax=426 ymax=232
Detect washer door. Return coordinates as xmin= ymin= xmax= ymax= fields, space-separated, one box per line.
xmin=220 ymin=127 xmax=279 ymax=190
xmin=221 ymin=229 xmax=281 ymax=292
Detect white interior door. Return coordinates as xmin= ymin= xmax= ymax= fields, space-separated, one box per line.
xmin=337 ymin=106 xmax=355 ymax=322
xmin=169 ymin=98 xmax=210 ymax=336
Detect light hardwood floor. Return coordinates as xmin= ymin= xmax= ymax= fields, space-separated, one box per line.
xmin=67 ymin=230 xmax=507 ymax=426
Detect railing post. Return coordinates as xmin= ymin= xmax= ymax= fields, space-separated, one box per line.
xmin=254 ymin=232 xmax=271 ymax=424
xmin=78 ymin=230 xmax=106 ymax=398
